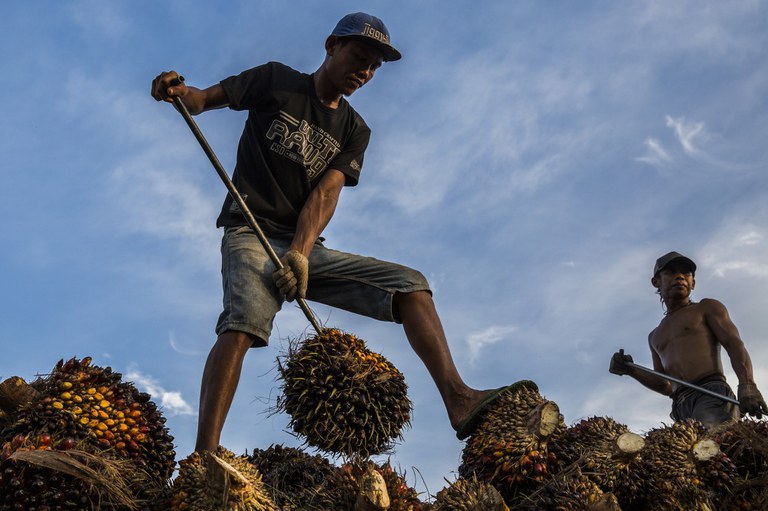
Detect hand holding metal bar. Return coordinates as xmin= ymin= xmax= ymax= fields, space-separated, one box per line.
xmin=625 ymin=360 xmax=740 ymax=406
xmin=170 ymin=92 xmax=324 ymax=335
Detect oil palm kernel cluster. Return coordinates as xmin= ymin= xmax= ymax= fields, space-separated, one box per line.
xmin=247 ymin=443 xmax=335 ymax=509
xmin=313 ymin=460 xmax=424 ymax=511
xmin=171 ymin=446 xmax=279 ymax=511
xmin=711 ymin=419 xmax=768 ymax=510
xmin=549 ymin=416 xmax=645 ymax=504
xmin=430 ymin=476 xmax=508 ymax=511
xmin=458 ymin=382 xmax=565 ymax=500
xmin=277 ymin=328 xmax=412 ymax=457
xmin=0 ymin=357 xmax=174 ymax=510
xmin=629 ymin=419 xmax=731 ymax=510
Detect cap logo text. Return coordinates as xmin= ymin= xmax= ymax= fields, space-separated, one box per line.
xmin=361 ymin=23 xmax=389 ymax=44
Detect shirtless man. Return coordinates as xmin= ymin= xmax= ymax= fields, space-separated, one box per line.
xmin=610 ymin=251 xmax=766 ymax=427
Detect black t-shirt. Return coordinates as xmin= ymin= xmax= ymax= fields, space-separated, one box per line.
xmin=216 ymin=62 xmax=371 ymax=233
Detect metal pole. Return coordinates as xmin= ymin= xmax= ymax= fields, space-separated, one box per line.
xmin=625 ymin=361 xmax=740 ymax=406
xmin=171 ymin=95 xmax=324 ymax=335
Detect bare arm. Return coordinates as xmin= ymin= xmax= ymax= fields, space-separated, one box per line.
xmin=702 ymin=298 xmax=756 ymax=385
xmin=150 ymin=71 xmax=229 ymax=115
xmin=626 ymin=338 xmax=674 ymax=396
xmin=290 ymin=169 xmax=346 ymax=257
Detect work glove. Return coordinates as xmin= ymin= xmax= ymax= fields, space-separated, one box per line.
xmin=609 ymin=350 xmax=634 ymax=376
xmin=272 ymin=250 xmax=309 ymax=302
xmin=737 ymin=383 xmax=767 ymax=418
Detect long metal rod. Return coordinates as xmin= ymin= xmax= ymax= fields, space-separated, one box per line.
xmin=171 ymin=95 xmax=324 ymax=335
xmin=626 ymin=361 xmax=740 ymax=405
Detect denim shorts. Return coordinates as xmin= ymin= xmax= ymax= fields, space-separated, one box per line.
xmin=215 ymin=226 xmax=431 ymax=346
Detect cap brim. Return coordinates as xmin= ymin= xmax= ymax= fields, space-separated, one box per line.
xmin=344 ymin=35 xmax=401 ymax=61
xmin=655 ymin=257 xmax=697 ymax=275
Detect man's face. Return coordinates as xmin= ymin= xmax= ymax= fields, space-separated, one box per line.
xmin=652 ymin=262 xmax=695 ymax=301
xmin=326 ymin=38 xmax=384 ymax=96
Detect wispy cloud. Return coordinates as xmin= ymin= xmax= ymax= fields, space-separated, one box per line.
xmin=466 ymin=325 xmax=518 ymax=365
xmin=126 ymin=367 xmax=195 ymax=416
xmin=665 ymin=115 xmax=706 ymax=159
xmin=168 ymin=331 xmax=205 ymax=356
xmin=636 ymin=137 xmax=673 ymax=167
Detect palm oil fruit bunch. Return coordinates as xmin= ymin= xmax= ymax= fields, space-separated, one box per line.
xmin=630 ymin=419 xmax=723 ymax=511
xmin=712 ymin=418 xmax=768 ymax=509
xmin=0 ymin=459 xmax=93 ymax=510
xmin=45 ymin=356 xmax=175 ymax=480
xmin=277 ymin=328 xmax=412 ymax=457
xmin=549 ymin=416 xmax=645 ymax=503
xmin=374 ymin=461 xmax=425 ymax=511
xmin=0 ymin=357 xmax=175 ymax=509
xmin=313 ymin=460 xmax=424 ymax=511
xmin=171 ymin=446 xmax=279 ymax=511
xmin=431 ymin=476 xmax=509 ymax=511
xmin=247 ymin=443 xmax=335 ymax=509
xmin=458 ymin=381 xmax=565 ymax=501
xmin=511 ymin=469 xmax=611 ymax=511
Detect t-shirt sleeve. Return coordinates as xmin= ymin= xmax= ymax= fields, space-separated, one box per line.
xmin=219 ymin=63 xmax=274 ymax=111
xmin=326 ymin=118 xmax=370 ymax=187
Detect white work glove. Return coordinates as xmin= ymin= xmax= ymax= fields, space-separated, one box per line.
xmin=272 ymin=250 xmax=308 ymax=302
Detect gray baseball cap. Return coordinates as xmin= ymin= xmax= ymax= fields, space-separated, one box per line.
xmin=653 ymin=251 xmax=697 ymax=276
xmin=332 ymin=12 xmax=401 ymax=62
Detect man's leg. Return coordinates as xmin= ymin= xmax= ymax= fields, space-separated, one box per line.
xmin=395 ymin=290 xmax=490 ymax=431
xmin=195 ymin=330 xmax=254 ymax=452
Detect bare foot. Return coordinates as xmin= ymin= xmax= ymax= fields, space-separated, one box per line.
xmin=449 ymin=388 xmax=495 ymax=431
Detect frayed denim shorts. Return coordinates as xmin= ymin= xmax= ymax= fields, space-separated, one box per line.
xmin=215 ymin=226 xmax=431 ymax=346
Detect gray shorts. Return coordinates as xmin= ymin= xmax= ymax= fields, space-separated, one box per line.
xmin=670 ymin=378 xmax=739 ymax=428
xmin=215 ymin=226 xmax=431 ymax=346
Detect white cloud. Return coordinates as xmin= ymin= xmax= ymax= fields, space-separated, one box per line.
xmin=169 ymin=331 xmax=205 ymax=356
xmin=126 ymin=367 xmax=195 ymax=416
xmin=636 ymin=137 xmax=673 ymax=167
xmin=466 ymin=325 xmax=518 ymax=365
xmin=665 ymin=115 xmax=706 ymax=159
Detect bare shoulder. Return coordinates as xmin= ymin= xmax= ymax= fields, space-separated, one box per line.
xmin=698 ymin=298 xmax=728 ymax=313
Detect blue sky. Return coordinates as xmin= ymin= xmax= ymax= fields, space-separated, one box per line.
xmin=2 ymin=0 xmax=767 ymax=498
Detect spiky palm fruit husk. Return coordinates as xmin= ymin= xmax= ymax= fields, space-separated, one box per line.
xmin=277 ymin=328 xmax=412 ymax=457
xmin=0 ymin=357 xmax=175 ymax=509
xmin=376 ymin=461 xmax=425 ymax=511
xmin=628 ymin=419 xmax=723 ymax=511
xmin=2 ymin=447 xmax=161 ymax=510
xmin=458 ymin=383 xmax=566 ymax=501
xmin=312 ymin=460 xmax=425 ymax=511
xmin=247 ymin=443 xmax=335 ymax=509
xmin=431 ymin=476 xmax=509 ymax=511
xmin=511 ymin=468 xmax=613 ymax=511
xmin=711 ymin=418 xmax=768 ymax=510
xmin=171 ymin=447 xmax=280 ymax=511
xmin=549 ymin=416 xmax=645 ymax=503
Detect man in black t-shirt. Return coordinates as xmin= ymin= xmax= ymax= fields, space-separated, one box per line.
xmin=152 ymin=13 xmax=511 ymax=451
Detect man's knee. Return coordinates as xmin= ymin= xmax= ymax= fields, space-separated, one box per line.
xmin=217 ymin=330 xmax=263 ymax=350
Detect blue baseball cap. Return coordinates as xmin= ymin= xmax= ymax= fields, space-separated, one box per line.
xmin=331 ymin=12 xmax=401 ymax=62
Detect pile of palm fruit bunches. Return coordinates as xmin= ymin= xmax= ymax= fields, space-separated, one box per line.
xmin=4 ymin=352 xmax=768 ymax=510
xmin=0 ymin=356 xmax=175 ymax=510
